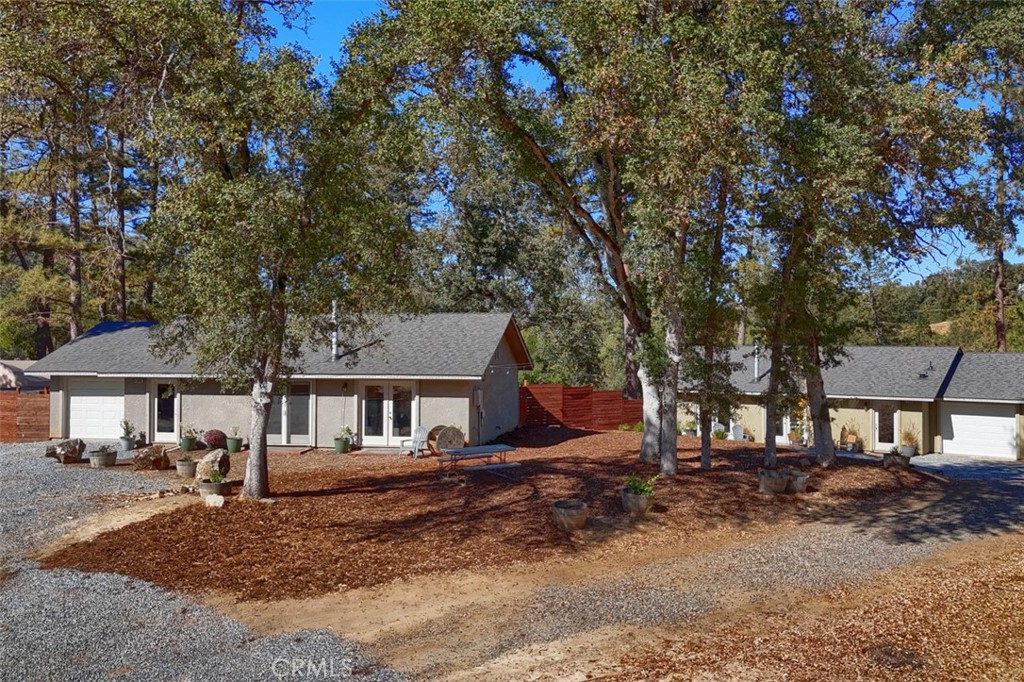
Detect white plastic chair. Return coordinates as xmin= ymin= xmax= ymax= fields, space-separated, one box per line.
xmin=400 ymin=425 xmax=429 ymax=459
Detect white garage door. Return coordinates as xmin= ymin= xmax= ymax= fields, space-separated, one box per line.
xmin=68 ymin=378 xmax=125 ymax=439
xmin=941 ymin=402 xmax=1018 ymax=459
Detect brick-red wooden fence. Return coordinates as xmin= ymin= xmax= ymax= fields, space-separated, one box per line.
xmin=0 ymin=390 xmax=50 ymax=443
xmin=519 ymin=384 xmax=642 ymax=430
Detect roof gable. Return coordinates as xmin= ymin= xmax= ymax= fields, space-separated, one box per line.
xmin=943 ymin=352 xmax=1024 ymax=402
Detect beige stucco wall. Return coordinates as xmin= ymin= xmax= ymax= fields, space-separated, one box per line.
xmin=830 ymin=400 xmax=873 ymax=451
xmin=123 ymin=378 xmax=148 ymax=441
xmin=734 ymin=399 xmax=764 ymax=443
xmin=420 ymin=380 xmax=471 ymax=441
xmin=1017 ymin=406 xmax=1024 ymax=460
xmin=178 ymin=381 xmax=250 ymax=444
xmin=48 ymin=376 xmax=64 ymax=438
xmin=899 ymin=402 xmax=925 ymax=454
xmin=315 ymin=379 xmax=357 ymax=447
xmin=476 ymin=338 xmax=520 ymax=444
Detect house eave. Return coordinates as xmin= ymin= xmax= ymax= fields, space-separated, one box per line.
xmin=41 ymin=371 xmax=483 ymax=381
xmin=941 ymin=396 xmax=1024 ymax=405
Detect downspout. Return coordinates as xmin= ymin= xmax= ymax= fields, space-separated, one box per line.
xmin=331 ymin=300 xmax=338 ymax=361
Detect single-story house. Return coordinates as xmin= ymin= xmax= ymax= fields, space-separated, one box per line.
xmin=680 ymin=345 xmax=1024 ymax=460
xmin=27 ymin=312 xmax=532 ymax=449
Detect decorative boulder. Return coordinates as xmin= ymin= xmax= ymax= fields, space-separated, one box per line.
xmin=204 ymin=494 xmax=226 ymax=508
xmin=195 ymin=449 xmax=231 ymax=482
xmin=45 ymin=439 xmax=86 ymax=464
xmin=133 ymin=445 xmax=170 ymax=471
xmin=202 ymin=429 xmax=227 ymax=451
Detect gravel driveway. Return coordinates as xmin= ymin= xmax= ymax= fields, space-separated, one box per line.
xmin=0 ymin=441 xmax=407 ymax=682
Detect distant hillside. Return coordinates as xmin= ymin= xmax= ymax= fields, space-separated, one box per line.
xmin=844 ymin=260 xmax=1024 ymax=352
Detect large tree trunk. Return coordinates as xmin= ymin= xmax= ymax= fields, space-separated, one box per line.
xmin=242 ymin=380 xmax=272 ymax=499
xmin=994 ymin=242 xmax=1007 ymax=352
xmin=68 ymin=172 xmax=83 ymax=339
xmin=699 ymin=408 xmax=712 ymax=470
xmin=638 ymin=363 xmax=661 ymax=464
xmin=659 ymin=321 xmax=680 ymax=474
xmin=116 ymin=133 xmax=128 ymax=322
xmin=805 ymin=331 xmax=835 ymax=467
xmin=623 ymin=314 xmax=641 ymax=399
xmin=763 ymin=334 xmax=786 ymax=469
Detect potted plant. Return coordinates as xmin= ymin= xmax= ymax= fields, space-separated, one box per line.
xmin=682 ymin=420 xmax=698 ymax=437
xmin=88 ymin=444 xmax=118 ymax=468
xmin=334 ymin=426 xmax=354 ymax=453
xmin=788 ymin=424 xmax=805 ymax=445
xmin=884 ymin=445 xmax=911 ymax=471
xmin=176 ymin=453 xmax=198 ymax=478
xmin=198 ymin=469 xmax=230 ymax=497
xmin=226 ymin=426 xmax=243 ymax=454
xmin=179 ymin=424 xmax=197 ymax=452
xmin=900 ymin=429 xmax=918 ymax=458
xmin=119 ymin=419 xmax=135 ymax=452
xmin=622 ymin=473 xmax=660 ymax=517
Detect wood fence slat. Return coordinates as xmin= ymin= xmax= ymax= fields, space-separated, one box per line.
xmin=0 ymin=391 xmax=50 ymax=443
xmin=519 ymin=384 xmax=642 ymax=430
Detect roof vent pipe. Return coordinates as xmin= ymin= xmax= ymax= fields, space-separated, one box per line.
xmin=331 ymin=300 xmax=338 ymax=361
xmin=753 ymin=344 xmax=760 ymax=382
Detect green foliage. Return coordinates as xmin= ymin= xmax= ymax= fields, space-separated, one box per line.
xmin=712 ymin=429 xmax=728 ymax=441
xmin=624 ymin=473 xmax=659 ymax=497
xmin=207 ymin=470 xmax=225 ymax=484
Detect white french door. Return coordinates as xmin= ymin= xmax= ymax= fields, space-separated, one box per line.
xmin=267 ymin=382 xmax=312 ymax=446
xmin=874 ymin=402 xmax=898 ymax=451
xmin=361 ymin=382 xmax=416 ymax=447
xmin=153 ymin=381 xmax=179 ymax=443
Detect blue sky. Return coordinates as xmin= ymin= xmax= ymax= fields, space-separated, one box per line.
xmin=270 ymin=1 xmax=378 ymax=79
xmin=271 ymin=1 xmax=1020 ymax=286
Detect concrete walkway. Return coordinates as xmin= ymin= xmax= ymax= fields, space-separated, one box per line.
xmin=912 ymin=453 xmax=1024 ymax=483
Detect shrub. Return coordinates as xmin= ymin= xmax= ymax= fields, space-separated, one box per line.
xmin=712 ymin=429 xmax=728 ymax=440
xmin=203 ymin=429 xmax=227 ymax=450
xmin=624 ymin=472 xmax=660 ymax=497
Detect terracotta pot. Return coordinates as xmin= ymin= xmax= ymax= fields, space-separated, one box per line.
xmin=552 ymin=499 xmax=588 ymax=532
xmin=622 ymin=488 xmax=653 ymax=516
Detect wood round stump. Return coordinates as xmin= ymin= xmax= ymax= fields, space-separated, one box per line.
xmin=434 ymin=426 xmax=465 ymax=452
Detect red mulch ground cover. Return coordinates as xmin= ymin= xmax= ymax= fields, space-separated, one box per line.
xmin=42 ymin=428 xmax=941 ymax=602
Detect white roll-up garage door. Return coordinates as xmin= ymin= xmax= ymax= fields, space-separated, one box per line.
xmin=68 ymin=378 xmax=125 ymax=439
xmin=940 ymin=401 xmax=1018 ymax=459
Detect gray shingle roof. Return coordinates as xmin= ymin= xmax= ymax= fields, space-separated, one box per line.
xmin=28 ymin=313 xmax=531 ymax=379
xmin=943 ymin=352 xmax=1024 ymax=402
xmin=700 ymin=345 xmax=962 ymax=401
